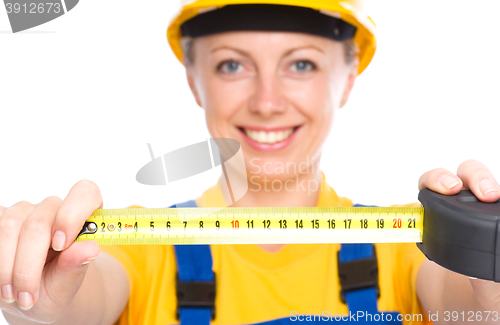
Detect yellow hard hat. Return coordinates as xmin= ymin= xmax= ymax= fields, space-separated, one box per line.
xmin=167 ymin=0 xmax=376 ymax=75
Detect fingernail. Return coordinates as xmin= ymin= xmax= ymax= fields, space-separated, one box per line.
xmin=52 ymin=230 xmax=66 ymax=251
xmin=1 ymin=284 xmax=14 ymax=303
xmin=439 ymin=175 xmax=460 ymax=190
xmin=17 ymin=291 xmax=33 ymax=310
xmin=479 ymin=179 xmax=500 ymax=196
xmin=81 ymin=250 xmax=101 ymax=266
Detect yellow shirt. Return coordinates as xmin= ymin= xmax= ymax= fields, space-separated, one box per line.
xmin=101 ymin=176 xmax=431 ymax=325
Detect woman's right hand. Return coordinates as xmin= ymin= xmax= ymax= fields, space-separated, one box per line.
xmin=0 ymin=180 xmax=102 ymax=324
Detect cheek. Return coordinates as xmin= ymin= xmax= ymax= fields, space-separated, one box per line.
xmin=196 ymin=72 xmax=250 ymax=136
xmin=306 ymin=70 xmax=348 ymax=135
xmin=285 ymin=74 xmax=336 ymax=133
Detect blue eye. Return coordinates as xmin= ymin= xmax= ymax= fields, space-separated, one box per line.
xmin=291 ymin=60 xmax=316 ymax=72
xmin=218 ymin=61 xmax=243 ymax=73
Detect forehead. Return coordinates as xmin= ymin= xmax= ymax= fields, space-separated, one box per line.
xmin=194 ymin=30 xmax=343 ymax=53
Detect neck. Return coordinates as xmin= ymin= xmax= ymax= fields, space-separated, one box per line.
xmin=221 ymin=165 xmax=323 ymax=253
xmin=225 ymin=170 xmax=322 ymax=208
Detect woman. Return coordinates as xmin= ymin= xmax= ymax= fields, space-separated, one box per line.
xmin=1 ymin=1 xmax=500 ymax=325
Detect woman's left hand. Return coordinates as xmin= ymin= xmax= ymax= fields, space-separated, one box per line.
xmin=418 ymin=159 xmax=500 ymax=311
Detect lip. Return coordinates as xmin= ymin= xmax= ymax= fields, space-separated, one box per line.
xmin=237 ymin=125 xmax=302 ymax=152
xmin=238 ymin=125 xmax=298 ymax=132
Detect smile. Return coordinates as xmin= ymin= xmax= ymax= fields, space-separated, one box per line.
xmin=243 ymin=128 xmax=295 ymax=144
xmin=237 ymin=126 xmax=301 ymax=152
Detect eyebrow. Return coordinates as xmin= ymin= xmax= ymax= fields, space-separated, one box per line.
xmin=283 ymin=45 xmax=325 ymax=57
xmin=211 ymin=46 xmax=251 ymax=57
xmin=210 ymin=45 xmax=325 ymax=58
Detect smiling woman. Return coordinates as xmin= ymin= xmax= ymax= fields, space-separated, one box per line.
xmin=183 ymin=30 xmax=358 ymax=205
xmin=96 ymin=2 xmax=498 ymax=325
xmin=3 ymin=1 xmax=500 ymax=325
xmin=99 ymin=2 xmax=438 ymax=325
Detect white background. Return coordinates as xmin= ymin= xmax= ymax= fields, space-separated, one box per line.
xmin=1 ymin=1 xmax=500 ymax=323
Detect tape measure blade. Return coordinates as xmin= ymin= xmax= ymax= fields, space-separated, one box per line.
xmin=76 ymin=207 xmax=423 ymax=245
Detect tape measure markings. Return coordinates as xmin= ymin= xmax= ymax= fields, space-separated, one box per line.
xmin=75 ymin=207 xmax=424 ymax=245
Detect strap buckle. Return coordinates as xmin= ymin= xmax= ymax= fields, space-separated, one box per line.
xmin=175 ymin=273 xmax=216 ymax=320
xmin=337 ymin=247 xmax=380 ymax=304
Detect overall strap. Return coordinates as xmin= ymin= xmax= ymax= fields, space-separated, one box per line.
xmin=338 ymin=243 xmax=379 ymax=315
xmin=338 ymin=204 xmax=381 ymax=319
xmin=172 ymin=200 xmax=215 ymax=325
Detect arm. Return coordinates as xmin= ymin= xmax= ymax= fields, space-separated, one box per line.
xmin=416 ymin=160 xmax=500 ymax=324
xmin=0 ymin=180 xmax=130 ymax=325
xmin=2 ymin=252 xmax=129 ymax=325
xmin=416 ymin=260 xmax=500 ymax=324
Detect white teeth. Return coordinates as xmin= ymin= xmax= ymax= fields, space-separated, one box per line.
xmin=257 ymin=131 xmax=266 ymax=143
xmin=268 ymin=132 xmax=277 ymax=143
xmin=244 ymin=128 xmax=295 ymax=144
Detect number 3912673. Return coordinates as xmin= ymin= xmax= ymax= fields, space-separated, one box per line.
xmin=5 ymin=2 xmax=61 ymax=14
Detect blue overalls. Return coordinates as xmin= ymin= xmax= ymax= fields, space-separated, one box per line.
xmin=171 ymin=200 xmax=403 ymax=325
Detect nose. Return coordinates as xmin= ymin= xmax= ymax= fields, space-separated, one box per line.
xmin=248 ymin=72 xmax=286 ymax=118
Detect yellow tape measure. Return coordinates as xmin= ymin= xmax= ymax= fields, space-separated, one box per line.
xmin=72 ymin=189 xmax=500 ymax=282
xmin=75 ymin=207 xmax=424 ymax=245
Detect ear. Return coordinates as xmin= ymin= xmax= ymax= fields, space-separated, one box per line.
xmin=185 ymin=63 xmax=203 ymax=108
xmin=339 ymin=56 xmax=359 ymax=109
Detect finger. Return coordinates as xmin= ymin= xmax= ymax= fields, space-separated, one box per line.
xmin=0 ymin=201 xmax=36 ymax=305
xmin=468 ymin=278 xmax=500 ymax=311
xmin=40 ymin=241 xmax=100 ymax=314
xmin=11 ymin=197 xmax=61 ymax=310
xmin=457 ymin=159 xmax=500 ymax=203
xmin=51 ymin=180 xmax=103 ymax=252
xmin=0 ymin=205 xmax=6 ymax=214
xmin=418 ymin=168 xmax=463 ymax=194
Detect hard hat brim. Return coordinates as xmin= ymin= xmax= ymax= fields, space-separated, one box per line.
xmin=180 ymin=4 xmax=357 ymax=42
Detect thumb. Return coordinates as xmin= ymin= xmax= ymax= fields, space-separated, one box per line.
xmin=40 ymin=241 xmax=100 ymax=313
xmin=469 ymin=278 xmax=500 ymax=311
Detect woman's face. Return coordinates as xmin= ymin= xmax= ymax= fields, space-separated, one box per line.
xmin=186 ymin=31 xmax=358 ymax=186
